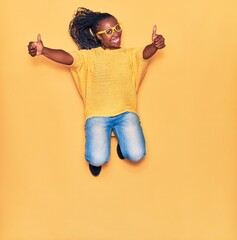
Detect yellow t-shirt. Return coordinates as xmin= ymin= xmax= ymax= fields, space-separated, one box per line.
xmin=70 ymin=47 xmax=150 ymax=120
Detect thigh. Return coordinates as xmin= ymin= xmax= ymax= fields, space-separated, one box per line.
xmin=85 ymin=117 xmax=112 ymax=166
xmin=113 ymin=112 xmax=146 ymax=161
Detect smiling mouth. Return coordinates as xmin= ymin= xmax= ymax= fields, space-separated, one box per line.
xmin=111 ymin=37 xmax=120 ymax=44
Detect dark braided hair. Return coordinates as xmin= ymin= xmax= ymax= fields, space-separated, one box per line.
xmin=69 ymin=7 xmax=115 ymax=49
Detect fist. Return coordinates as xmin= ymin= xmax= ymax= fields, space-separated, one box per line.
xmin=28 ymin=34 xmax=44 ymax=57
xmin=152 ymin=25 xmax=165 ymax=49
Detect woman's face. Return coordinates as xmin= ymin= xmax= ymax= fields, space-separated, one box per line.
xmin=96 ymin=17 xmax=122 ymax=49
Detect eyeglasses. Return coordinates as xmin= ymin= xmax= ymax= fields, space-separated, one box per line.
xmin=97 ymin=23 xmax=122 ymax=36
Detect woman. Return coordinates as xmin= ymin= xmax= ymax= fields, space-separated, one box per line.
xmin=28 ymin=7 xmax=165 ymax=176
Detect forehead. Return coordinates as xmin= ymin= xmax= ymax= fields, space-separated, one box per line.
xmin=97 ymin=17 xmax=118 ymax=30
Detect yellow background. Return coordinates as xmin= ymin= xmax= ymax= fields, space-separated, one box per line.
xmin=1 ymin=0 xmax=237 ymax=239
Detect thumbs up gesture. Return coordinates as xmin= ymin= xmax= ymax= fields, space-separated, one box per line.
xmin=152 ymin=25 xmax=165 ymax=49
xmin=28 ymin=34 xmax=44 ymax=57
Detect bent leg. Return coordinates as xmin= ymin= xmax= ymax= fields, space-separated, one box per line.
xmin=113 ymin=112 xmax=146 ymax=162
xmin=85 ymin=117 xmax=112 ymax=167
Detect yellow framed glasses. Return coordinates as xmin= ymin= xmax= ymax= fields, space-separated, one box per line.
xmin=97 ymin=23 xmax=122 ymax=36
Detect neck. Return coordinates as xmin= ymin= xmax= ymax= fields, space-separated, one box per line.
xmin=101 ymin=44 xmax=121 ymax=50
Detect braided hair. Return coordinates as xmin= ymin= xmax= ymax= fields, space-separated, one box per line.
xmin=69 ymin=7 xmax=114 ymax=49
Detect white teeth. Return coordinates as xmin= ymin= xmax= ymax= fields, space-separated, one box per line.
xmin=111 ymin=38 xmax=120 ymax=43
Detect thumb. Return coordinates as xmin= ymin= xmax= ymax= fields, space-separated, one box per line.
xmin=37 ymin=34 xmax=42 ymax=43
xmin=152 ymin=25 xmax=157 ymax=37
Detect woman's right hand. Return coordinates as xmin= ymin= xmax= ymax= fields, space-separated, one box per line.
xmin=28 ymin=34 xmax=44 ymax=57
xmin=27 ymin=34 xmax=73 ymax=65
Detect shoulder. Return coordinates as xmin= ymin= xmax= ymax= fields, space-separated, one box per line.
xmin=69 ymin=49 xmax=95 ymax=68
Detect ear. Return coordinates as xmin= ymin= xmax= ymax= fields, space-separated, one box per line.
xmin=96 ymin=33 xmax=103 ymax=41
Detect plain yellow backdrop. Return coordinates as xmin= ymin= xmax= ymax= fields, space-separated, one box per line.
xmin=1 ymin=0 xmax=237 ymax=240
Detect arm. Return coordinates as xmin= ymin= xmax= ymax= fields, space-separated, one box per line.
xmin=28 ymin=34 xmax=74 ymax=65
xmin=143 ymin=25 xmax=165 ymax=59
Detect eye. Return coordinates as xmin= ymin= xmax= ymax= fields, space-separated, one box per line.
xmin=105 ymin=29 xmax=113 ymax=35
xmin=115 ymin=24 xmax=121 ymax=31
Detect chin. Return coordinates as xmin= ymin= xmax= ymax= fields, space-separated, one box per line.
xmin=111 ymin=42 xmax=121 ymax=49
xmin=113 ymin=45 xmax=121 ymax=49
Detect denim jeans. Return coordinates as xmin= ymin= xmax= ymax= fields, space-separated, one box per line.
xmin=85 ymin=112 xmax=146 ymax=166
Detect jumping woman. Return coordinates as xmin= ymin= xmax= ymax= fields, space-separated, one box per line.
xmin=28 ymin=7 xmax=165 ymax=176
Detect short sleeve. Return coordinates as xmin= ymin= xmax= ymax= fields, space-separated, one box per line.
xmin=68 ymin=50 xmax=88 ymax=100
xmin=131 ymin=48 xmax=150 ymax=91
xmin=69 ymin=50 xmax=86 ymax=70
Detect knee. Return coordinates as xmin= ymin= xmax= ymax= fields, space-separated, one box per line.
xmin=124 ymin=149 xmax=146 ymax=163
xmin=86 ymin=153 xmax=109 ymax=167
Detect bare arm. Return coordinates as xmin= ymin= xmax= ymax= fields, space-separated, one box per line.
xmin=143 ymin=25 xmax=165 ymax=59
xmin=28 ymin=34 xmax=74 ymax=65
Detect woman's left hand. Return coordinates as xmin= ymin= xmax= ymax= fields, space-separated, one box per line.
xmin=152 ymin=25 xmax=166 ymax=49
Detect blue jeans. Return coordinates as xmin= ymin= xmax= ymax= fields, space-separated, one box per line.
xmin=85 ymin=112 xmax=146 ymax=166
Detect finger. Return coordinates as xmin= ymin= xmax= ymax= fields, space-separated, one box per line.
xmin=28 ymin=42 xmax=37 ymax=50
xmin=154 ymin=35 xmax=165 ymax=44
xmin=29 ymin=48 xmax=36 ymax=54
xmin=154 ymin=34 xmax=163 ymax=40
xmin=30 ymin=46 xmax=37 ymax=52
xmin=153 ymin=36 xmax=166 ymax=49
xmin=154 ymin=41 xmax=166 ymax=49
xmin=152 ymin=25 xmax=157 ymax=37
xmin=28 ymin=48 xmax=37 ymax=56
xmin=37 ymin=34 xmax=42 ymax=43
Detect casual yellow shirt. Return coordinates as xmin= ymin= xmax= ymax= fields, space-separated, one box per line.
xmin=70 ymin=47 xmax=150 ymax=120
